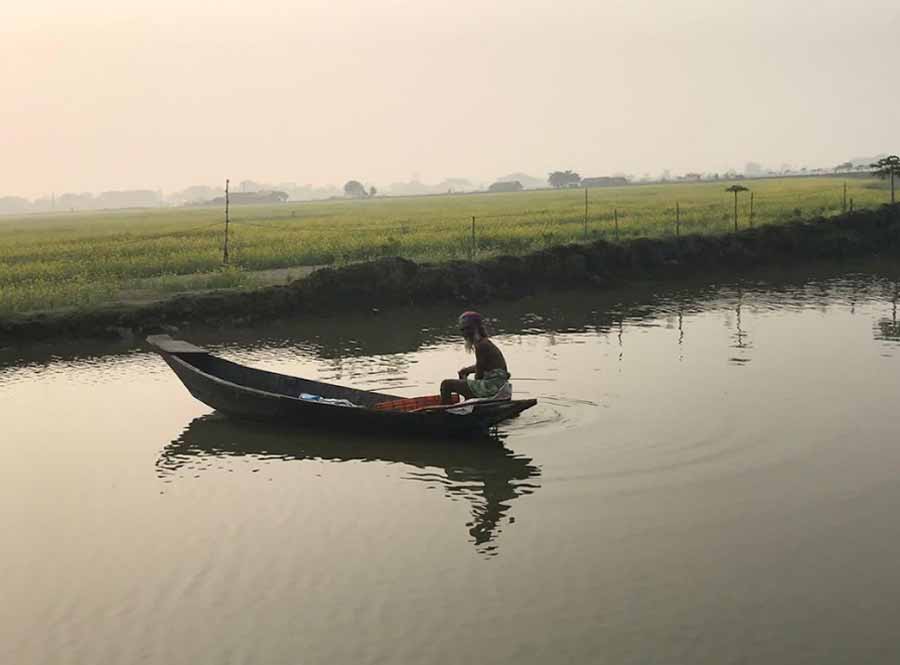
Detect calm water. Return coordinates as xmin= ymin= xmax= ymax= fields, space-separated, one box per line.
xmin=4 ymin=261 xmax=900 ymax=665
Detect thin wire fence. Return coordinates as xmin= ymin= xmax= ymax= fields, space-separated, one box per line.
xmin=215 ymin=182 xmax=879 ymax=269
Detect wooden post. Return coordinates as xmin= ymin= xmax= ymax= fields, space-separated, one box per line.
xmin=614 ymin=208 xmax=619 ymax=241
xmin=471 ymin=215 xmax=476 ymax=259
xmin=749 ymin=192 xmax=754 ymax=227
xmin=850 ymin=197 xmax=854 ymax=212
xmin=733 ymin=190 xmax=738 ymax=232
xmin=842 ymin=181 xmax=847 ymax=213
xmin=223 ymin=179 xmax=230 ymax=265
xmin=676 ymin=202 xmax=680 ymax=237
xmin=584 ymin=187 xmax=588 ymax=239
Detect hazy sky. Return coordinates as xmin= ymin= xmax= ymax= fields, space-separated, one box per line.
xmin=3 ymin=0 xmax=898 ymax=197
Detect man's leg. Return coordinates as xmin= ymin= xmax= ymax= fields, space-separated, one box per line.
xmin=441 ymin=379 xmax=474 ymax=404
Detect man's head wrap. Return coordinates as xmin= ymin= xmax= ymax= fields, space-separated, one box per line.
xmin=458 ymin=311 xmax=483 ymax=327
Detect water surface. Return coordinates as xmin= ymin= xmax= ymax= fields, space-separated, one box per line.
xmin=4 ymin=260 xmax=900 ymax=664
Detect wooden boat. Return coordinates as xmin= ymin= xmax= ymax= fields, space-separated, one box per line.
xmin=147 ymin=335 xmax=537 ymax=435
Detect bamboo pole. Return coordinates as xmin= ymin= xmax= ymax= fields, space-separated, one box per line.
xmin=223 ymin=179 xmax=230 ymax=265
xmin=734 ymin=190 xmax=738 ymax=232
xmin=584 ymin=188 xmax=588 ymax=239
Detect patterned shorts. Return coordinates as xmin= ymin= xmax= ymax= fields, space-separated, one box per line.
xmin=466 ymin=369 xmax=511 ymax=398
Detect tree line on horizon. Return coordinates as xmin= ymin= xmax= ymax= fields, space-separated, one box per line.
xmin=3 ymin=155 xmax=897 ymax=215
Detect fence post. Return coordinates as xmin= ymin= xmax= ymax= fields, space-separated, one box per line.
xmin=749 ymin=192 xmax=754 ymax=227
xmin=614 ymin=208 xmax=619 ymax=241
xmin=676 ymin=202 xmax=680 ymax=237
xmin=584 ymin=188 xmax=588 ymax=239
xmin=471 ymin=215 xmax=476 ymax=260
xmin=223 ymin=178 xmax=230 ymax=265
xmin=733 ymin=192 xmax=738 ymax=233
xmin=849 ymin=197 xmax=854 ymax=212
xmin=842 ymin=182 xmax=847 ymax=213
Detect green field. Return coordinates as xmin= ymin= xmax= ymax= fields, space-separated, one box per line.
xmin=0 ymin=177 xmax=891 ymax=315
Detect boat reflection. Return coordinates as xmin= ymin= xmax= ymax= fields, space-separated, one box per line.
xmin=158 ymin=415 xmax=542 ymax=556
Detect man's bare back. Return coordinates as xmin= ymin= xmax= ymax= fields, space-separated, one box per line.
xmin=470 ymin=337 xmax=507 ymax=378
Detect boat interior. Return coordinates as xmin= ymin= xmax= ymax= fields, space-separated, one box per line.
xmin=177 ymin=351 xmax=400 ymax=408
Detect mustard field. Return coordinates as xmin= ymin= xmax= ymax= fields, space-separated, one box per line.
xmin=0 ymin=176 xmax=889 ymax=314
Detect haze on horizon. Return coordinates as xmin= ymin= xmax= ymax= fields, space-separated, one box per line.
xmin=3 ymin=0 xmax=898 ymax=198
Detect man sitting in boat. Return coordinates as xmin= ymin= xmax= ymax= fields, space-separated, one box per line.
xmin=441 ymin=311 xmax=510 ymax=404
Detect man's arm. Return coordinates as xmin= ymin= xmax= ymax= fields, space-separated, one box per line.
xmin=458 ymin=364 xmax=477 ymax=379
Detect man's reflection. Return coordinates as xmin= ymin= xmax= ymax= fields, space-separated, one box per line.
xmin=875 ymin=285 xmax=900 ymax=342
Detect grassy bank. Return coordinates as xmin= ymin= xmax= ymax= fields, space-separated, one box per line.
xmin=0 ymin=176 xmax=890 ymax=314
xmin=1 ymin=204 xmax=898 ymax=347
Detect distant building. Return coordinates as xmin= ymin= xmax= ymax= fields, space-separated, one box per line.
xmin=488 ymin=180 xmax=523 ymax=193
xmin=495 ymin=172 xmax=546 ymax=189
xmin=744 ymin=162 xmax=764 ymax=177
xmin=581 ymin=176 xmax=628 ymax=188
xmin=207 ymin=191 xmax=289 ymax=205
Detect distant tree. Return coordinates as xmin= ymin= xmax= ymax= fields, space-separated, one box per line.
xmin=834 ymin=161 xmax=854 ymax=173
xmin=369 ymin=186 xmax=377 ymax=197
xmin=344 ymin=180 xmax=367 ymax=198
xmin=871 ymin=155 xmax=900 ymax=204
xmin=548 ymin=170 xmax=581 ymax=188
xmin=726 ymin=185 xmax=750 ymax=232
xmin=0 ymin=196 xmax=31 ymax=214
